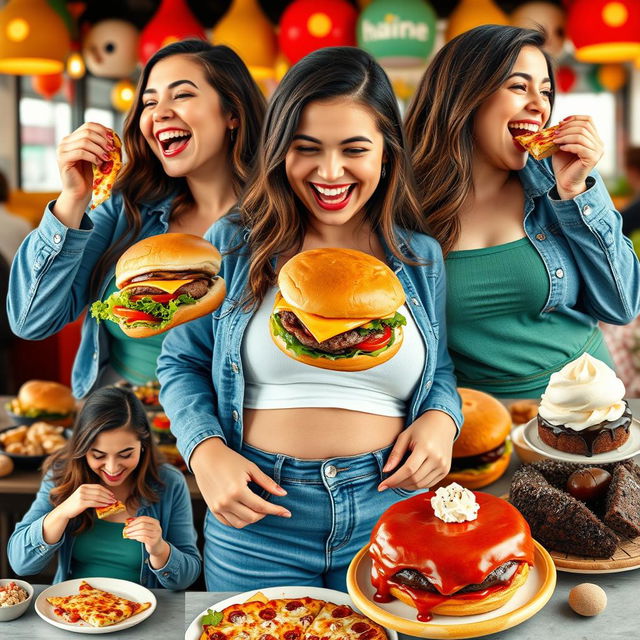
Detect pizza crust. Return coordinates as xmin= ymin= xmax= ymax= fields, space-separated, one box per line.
xmin=515 ymin=124 xmax=560 ymax=160
xmin=95 ymin=500 xmax=126 ymax=519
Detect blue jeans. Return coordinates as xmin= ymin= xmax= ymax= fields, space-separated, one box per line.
xmin=203 ymin=442 xmax=419 ymax=592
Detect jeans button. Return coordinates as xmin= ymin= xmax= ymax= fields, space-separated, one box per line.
xmin=325 ymin=465 xmax=337 ymax=478
xmin=535 ymin=233 xmax=546 ymax=241
xmin=582 ymin=205 xmax=592 ymax=216
xmin=232 ymin=410 xmax=239 ymax=421
xmin=231 ymin=362 xmax=239 ymax=374
xmin=53 ymin=233 xmax=62 ymax=244
xmin=555 ymin=268 xmax=564 ymax=278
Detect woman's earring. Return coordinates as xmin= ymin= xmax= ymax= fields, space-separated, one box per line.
xmin=381 ymin=164 xmax=387 ymax=179
xmin=229 ymin=127 xmax=237 ymax=143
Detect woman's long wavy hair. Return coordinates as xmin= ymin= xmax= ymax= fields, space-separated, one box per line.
xmin=404 ymin=25 xmax=555 ymax=257
xmin=89 ymin=39 xmax=266 ymax=298
xmin=240 ymin=46 xmax=428 ymax=306
xmin=43 ymin=386 xmax=163 ymax=534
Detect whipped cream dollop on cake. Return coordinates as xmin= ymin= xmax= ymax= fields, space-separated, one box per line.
xmin=431 ymin=482 xmax=480 ymax=523
xmin=539 ymin=353 xmax=626 ymax=430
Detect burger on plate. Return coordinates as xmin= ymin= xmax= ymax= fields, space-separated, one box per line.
xmin=6 ymin=380 xmax=76 ymax=427
xmin=369 ymin=485 xmax=535 ymax=621
xmin=441 ymin=388 xmax=512 ymax=489
xmin=91 ymin=233 xmax=225 ymax=338
xmin=270 ymin=248 xmax=407 ymax=371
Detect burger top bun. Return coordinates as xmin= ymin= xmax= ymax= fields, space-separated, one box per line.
xmin=278 ymin=248 xmax=405 ymax=318
xmin=454 ymin=388 xmax=512 ymax=457
xmin=17 ymin=380 xmax=76 ymax=415
xmin=115 ymin=233 xmax=222 ymax=288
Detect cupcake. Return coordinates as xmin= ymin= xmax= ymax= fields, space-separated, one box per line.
xmin=537 ymin=353 xmax=632 ymax=457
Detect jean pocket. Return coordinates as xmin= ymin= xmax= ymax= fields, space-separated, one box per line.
xmin=390 ymin=486 xmax=419 ymax=498
xmin=248 ymin=480 xmax=273 ymax=502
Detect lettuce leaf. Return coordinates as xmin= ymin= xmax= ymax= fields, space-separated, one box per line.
xmin=200 ymin=609 xmax=223 ymax=627
xmin=357 ymin=311 xmax=407 ymax=334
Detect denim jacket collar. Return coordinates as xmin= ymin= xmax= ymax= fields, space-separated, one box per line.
xmin=519 ymin=156 xmax=556 ymax=199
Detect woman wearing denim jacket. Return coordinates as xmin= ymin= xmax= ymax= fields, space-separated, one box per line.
xmin=404 ymin=25 xmax=640 ymax=398
xmin=8 ymin=386 xmax=201 ymax=589
xmin=157 ymin=47 xmax=462 ymax=592
xmin=7 ymin=40 xmax=265 ymax=397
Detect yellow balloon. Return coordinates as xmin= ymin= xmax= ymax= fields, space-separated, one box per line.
xmin=446 ymin=0 xmax=509 ymax=41
xmin=111 ymin=79 xmax=135 ymax=112
xmin=597 ymin=63 xmax=627 ymax=92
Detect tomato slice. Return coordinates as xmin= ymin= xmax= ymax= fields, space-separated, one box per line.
xmin=129 ymin=293 xmax=177 ymax=303
xmin=356 ymin=324 xmax=392 ymax=352
xmin=113 ymin=306 xmax=159 ymax=324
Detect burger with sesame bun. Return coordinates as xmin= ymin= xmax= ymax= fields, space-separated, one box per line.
xmin=7 ymin=380 xmax=76 ymax=426
xmin=91 ymin=233 xmax=226 ymax=338
xmin=270 ymin=248 xmax=407 ymax=371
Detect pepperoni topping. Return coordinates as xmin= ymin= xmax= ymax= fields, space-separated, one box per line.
xmin=99 ymin=160 xmax=114 ymax=175
xmin=352 ymin=622 xmax=371 ymax=633
xmin=285 ymin=600 xmax=303 ymax=611
xmin=300 ymin=614 xmax=314 ymax=625
xmin=331 ymin=605 xmax=352 ymax=618
xmin=258 ymin=635 xmax=277 ymax=640
xmin=283 ymin=631 xmax=300 ymax=640
xmin=305 ymin=636 xmax=319 ymax=640
xmin=259 ymin=608 xmax=277 ymax=620
xmin=359 ymin=631 xmax=378 ymax=640
xmin=208 ymin=633 xmax=226 ymax=640
xmin=227 ymin=610 xmax=245 ymax=623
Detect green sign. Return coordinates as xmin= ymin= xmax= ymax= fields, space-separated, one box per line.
xmin=357 ymin=0 xmax=437 ymax=67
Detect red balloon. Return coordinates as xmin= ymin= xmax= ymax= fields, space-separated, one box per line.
xmin=279 ymin=0 xmax=357 ymax=64
xmin=556 ymin=65 xmax=577 ymax=92
xmin=32 ymin=73 xmax=64 ymax=100
xmin=138 ymin=0 xmax=206 ymax=66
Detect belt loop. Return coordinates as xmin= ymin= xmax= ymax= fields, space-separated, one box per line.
xmin=273 ymin=454 xmax=285 ymax=486
xmin=371 ymin=448 xmax=386 ymax=481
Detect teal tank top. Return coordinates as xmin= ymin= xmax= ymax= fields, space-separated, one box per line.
xmin=70 ymin=518 xmax=141 ymax=582
xmin=103 ymin=278 xmax=165 ymax=384
xmin=445 ymin=237 xmax=613 ymax=397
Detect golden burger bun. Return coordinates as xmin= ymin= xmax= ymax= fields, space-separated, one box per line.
xmin=17 ymin=380 xmax=76 ymax=418
xmin=441 ymin=388 xmax=512 ymax=489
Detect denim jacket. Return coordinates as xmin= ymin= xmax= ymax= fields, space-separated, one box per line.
xmin=157 ymin=214 xmax=463 ymax=467
xmin=7 ymin=192 xmax=174 ymax=398
xmin=519 ymin=158 xmax=640 ymax=324
xmin=8 ymin=464 xmax=201 ymax=590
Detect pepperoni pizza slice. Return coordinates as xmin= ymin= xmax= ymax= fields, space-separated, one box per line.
xmin=95 ymin=499 xmax=126 ymax=519
xmin=515 ymin=124 xmax=560 ymax=160
xmin=303 ymin=601 xmax=388 ymax=640
xmin=91 ymin=130 xmax=123 ymax=210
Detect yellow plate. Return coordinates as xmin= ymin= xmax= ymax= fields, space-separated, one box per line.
xmin=347 ymin=540 xmax=556 ymax=639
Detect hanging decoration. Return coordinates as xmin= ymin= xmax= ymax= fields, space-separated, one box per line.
xmin=83 ymin=19 xmax=139 ymax=78
xmin=279 ymin=0 xmax=357 ymax=65
xmin=66 ymin=48 xmax=86 ymax=79
xmin=567 ymin=0 xmax=640 ymax=63
xmin=597 ymin=62 xmax=627 ymax=91
xmin=555 ymin=65 xmax=577 ymax=92
xmin=586 ymin=64 xmax=604 ymax=91
xmin=446 ymin=0 xmax=509 ymax=42
xmin=111 ymin=78 xmax=136 ymax=112
xmin=509 ymin=1 xmax=567 ymax=58
xmin=357 ymin=0 xmax=437 ymax=68
xmin=47 ymin=0 xmax=75 ymax=35
xmin=212 ymin=0 xmax=277 ymax=80
xmin=138 ymin=0 xmax=205 ymax=66
xmin=0 ymin=0 xmax=71 ymax=74
xmin=31 ymin=71 xmax=63 ymax=99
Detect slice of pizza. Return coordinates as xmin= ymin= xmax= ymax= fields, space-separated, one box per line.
xmin=200 ymin=599 xmax=268 ymax=639
xmin=259 ymin=597 xmax=326 ymax=639
xmin=96 ymin=500 xmax=126 ymax=519
xmin=91 ymin=130 xmax=123 ymax=210
xmin=303 ymin=601 xmax=388 ymax=640
xmin=515 ymin=124 xmax=560 ymax=160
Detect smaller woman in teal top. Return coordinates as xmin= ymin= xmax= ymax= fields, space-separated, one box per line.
xmin=8 ymin=386 xmax=201 ymax=589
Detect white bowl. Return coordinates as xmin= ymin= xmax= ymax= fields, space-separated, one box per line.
xmin=0 ymin=579 xmax=34 ymax=622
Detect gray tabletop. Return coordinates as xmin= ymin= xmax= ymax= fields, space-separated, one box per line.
xmin=2 ymin=584 xmax=184 ymax=638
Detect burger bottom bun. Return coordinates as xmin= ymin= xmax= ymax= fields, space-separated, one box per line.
xmin=270 ymin=326 xmax=403 ymax=371
xmin=390 ymin=562 xmax=529 ymax=617
xmin=437 ymin=449 xmax=511 ymax=490
xmin=119 ymin=277 xmax=226 ymax=338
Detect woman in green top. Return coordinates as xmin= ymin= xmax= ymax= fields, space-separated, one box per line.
xmin=404 ymin=25 xmax=640 ymax=397
xmin=8 ymin=386 xmax=201 ymax=589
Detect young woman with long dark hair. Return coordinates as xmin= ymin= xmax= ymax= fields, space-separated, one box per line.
xmin=405 ymin=25 xmax=640 ymax=398
xmin=8 ymin=386 xmax=200 ymax=588
xmin=157 ymin=46 xmax=462 ymax=591
xmin=8 ymin=39 xmax=265 ymax=398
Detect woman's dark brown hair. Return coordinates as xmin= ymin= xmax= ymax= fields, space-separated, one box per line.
xmin=90 ymin=39 xmax=266 ymax=297
xmin=43 ymin=386 xmax=163 ymax=534
xmin=404 ymin=25 xmax=555 ymax=257
xmin=240 ymin=46 xmax=428 ymax=306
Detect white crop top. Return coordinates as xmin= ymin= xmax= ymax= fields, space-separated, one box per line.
xmin=241 ymin=287 xmax=426 ymax=417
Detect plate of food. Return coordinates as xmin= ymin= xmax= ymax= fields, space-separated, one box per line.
xmin=35 ymin=578 xmax=156 ymax=634
xmin=0 ymin=423 xmax=70 ymax=467
xmin=184 ymin=586 xmax=398 ymax=640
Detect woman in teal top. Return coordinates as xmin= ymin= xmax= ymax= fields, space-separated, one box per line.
xmin=405 ymin=25 xmax=640 ymax=396
xmin=8 ymin=386 xmax=201 ymax=589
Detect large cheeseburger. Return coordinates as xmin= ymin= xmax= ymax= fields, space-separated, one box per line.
xmin=369 ymin=487 xmax=535 ymax=621
xmin=270 ymin=248 xmax=407 ymax=371
xmin=91 ymin=233 xmax=225 ymax=337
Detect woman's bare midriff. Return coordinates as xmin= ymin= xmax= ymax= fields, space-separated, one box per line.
xmin=243 ymin=407 xmax=404 ymax=458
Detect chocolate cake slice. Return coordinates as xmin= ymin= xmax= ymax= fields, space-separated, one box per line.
xmin=603 ymin=464 xmax=640 ymax=538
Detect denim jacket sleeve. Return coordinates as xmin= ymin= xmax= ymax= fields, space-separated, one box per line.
xmin=8 ymin=474 xmax=65 ymax=576
xmin=7 ymin=197 xmax=121 ymax=339
xmin=548 ymin=171 xmax=640 ymax=324
xmin=416 ymin=247 xmax=462 ymax=434
xmin=148 ymin=466 xmax=201 ymax=590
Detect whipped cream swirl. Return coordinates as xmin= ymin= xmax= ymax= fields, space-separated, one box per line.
xmin=431 ymin=482 xmax=479 ymax=523
xmin=538 ymin=353 xmax=626 ymax=431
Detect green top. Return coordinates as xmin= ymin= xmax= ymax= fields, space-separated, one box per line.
xmin=70 ymin=518 xmax=141 ymax=582
xmin=445 ymin=237 xmax=613 ymax=397
xmin=103 ymin=277 xmax=165 ymax=384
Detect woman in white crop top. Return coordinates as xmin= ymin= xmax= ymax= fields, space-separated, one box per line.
xmin=157 ymin=47 xmax=462 ymax=591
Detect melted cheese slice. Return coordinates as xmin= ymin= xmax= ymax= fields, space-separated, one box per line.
xmin=273 ymin=292 xmax=376 ymax=343
xmin=122 ymin=279 xmax=195 ymax=295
